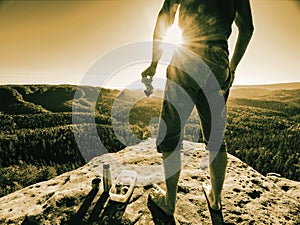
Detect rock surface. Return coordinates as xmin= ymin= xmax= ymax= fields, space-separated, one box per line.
xmin=0 ymin=138 xmax=299 ymax=225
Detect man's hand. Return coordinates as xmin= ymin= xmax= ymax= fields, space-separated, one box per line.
xmin=141 ymin=64 xmax=156 ymax=97
xmin=141 ymin=63 xmax=157 ymax=78
xmin=229 ymin=68 xmax=235 ymax=88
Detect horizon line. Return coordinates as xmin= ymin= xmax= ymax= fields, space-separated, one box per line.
xmin=1 ymin=81 xmax=300 ymax=88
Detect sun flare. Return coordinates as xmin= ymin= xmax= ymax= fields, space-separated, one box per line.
xmin=159 ymin=7 xmax=183 ymax=61
xmin=164 ymin=24 xmax=183 ymax=46
xmin=162 ymin=6 xmax=183 ymax=47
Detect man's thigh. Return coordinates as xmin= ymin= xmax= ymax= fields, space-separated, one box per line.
xmin=156 ymin=66 xmax=197 ymax=153
xmin=195 ymin=88 xmax=228 ymax=152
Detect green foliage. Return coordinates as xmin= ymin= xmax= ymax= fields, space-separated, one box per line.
xmin=225 ymin=105 xmax=300 ymax=181
xmin=0 ymin=162 xmax=57 ymax=197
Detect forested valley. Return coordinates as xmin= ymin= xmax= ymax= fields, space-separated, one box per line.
xmin=0 ymin=84 xmax=299 ymax=197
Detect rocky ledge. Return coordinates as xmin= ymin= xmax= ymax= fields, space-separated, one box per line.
xmin=0 ymin=138 xmax=299 ymax=225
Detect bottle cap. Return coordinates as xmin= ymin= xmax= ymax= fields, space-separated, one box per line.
xmin=103 ymin=163 xmax=110 ymax=169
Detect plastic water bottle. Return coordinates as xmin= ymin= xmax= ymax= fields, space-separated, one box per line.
xmin=103 ymin=163 xmax=112 ymax=193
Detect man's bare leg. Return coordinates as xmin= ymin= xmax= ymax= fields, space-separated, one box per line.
xmin=150 ymin=150 xmax=181 ymax=215
xmin=163 ymin=150 xmax=181 ymax=210
xmin=208 ymin=151 xmax=227 ymax=210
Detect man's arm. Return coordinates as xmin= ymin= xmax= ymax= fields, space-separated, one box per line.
xmin=151 ymin=0 xmax=179 ymax=67
xmin=142 ymin=0 xmax=179 ymax=77
xmin=229 ymin=0 xmax=254 ymax=73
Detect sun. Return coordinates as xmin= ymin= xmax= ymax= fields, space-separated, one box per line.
xmin=159 ymin=24 xmax=183 ymax=62
xmin=163 ymin=5 xmax=183 ymax=47
xmin=159 ymin=6 xmax=183 ymax=61
xmin=164 ymin=24 xmax=183 ymax=46
xmin=159 ymin=23 xmax=183 ymax=62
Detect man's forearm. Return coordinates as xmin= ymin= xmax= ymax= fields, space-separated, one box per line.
xmin=230 ymin=0 xmax=254 ymax=72
xmin=151 ymin=27 xmax=164 ymax=67
xmin=230 ymin=25 xmax=254 ymax=72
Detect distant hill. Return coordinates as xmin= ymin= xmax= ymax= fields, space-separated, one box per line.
xmin=0 ymin=86 xmax=48 ymax=114
xmin=0 ymin=85 xmax=117 ymax=114
xmin=0 ymin=82 xmax=298 ymax=114
xmin=227 ymin=82 xmax=300 ymax=118
xmin=233 ymin=82 xmax=300 ymax=90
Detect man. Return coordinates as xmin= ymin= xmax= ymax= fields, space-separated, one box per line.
xmin=142 ymin=0 xmax=254 ymax=221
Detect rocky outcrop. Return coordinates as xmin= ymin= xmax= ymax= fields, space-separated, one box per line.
xmin=0 ymin=138 xmax=299 ymax=225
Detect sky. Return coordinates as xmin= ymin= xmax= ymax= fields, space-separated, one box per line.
xmin=0 ymin=0 xmax=299 ymax=87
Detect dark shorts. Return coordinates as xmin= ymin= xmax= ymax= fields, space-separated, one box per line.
xmin=156 ymin=44 xmax=233 ymax=153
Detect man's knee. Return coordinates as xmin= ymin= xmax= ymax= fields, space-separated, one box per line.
xmin=205 ymin=141 xmax=227 ymax=153
xmin=156 ymin=135 xmax=183 ymax=153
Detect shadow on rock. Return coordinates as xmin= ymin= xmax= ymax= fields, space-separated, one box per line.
xmin=96 ymin=200 xmax=128 ymax=225
xmin=68 ymin=186 xmax=133 ymax=225
xmin=69 ymin=188 xmax=100 ymax=224
xmin=147 ymin=196 xmax=176 ymax=225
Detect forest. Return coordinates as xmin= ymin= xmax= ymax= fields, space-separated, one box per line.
xmin=0 ymin=84 xmax=299 ymax=197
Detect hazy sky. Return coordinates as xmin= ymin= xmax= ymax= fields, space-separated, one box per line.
xmin=0 ymin=0 xmax=299 ymax=86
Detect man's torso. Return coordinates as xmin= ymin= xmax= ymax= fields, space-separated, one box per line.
xmin=177 ymin=0 xmax=236 ymax=45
